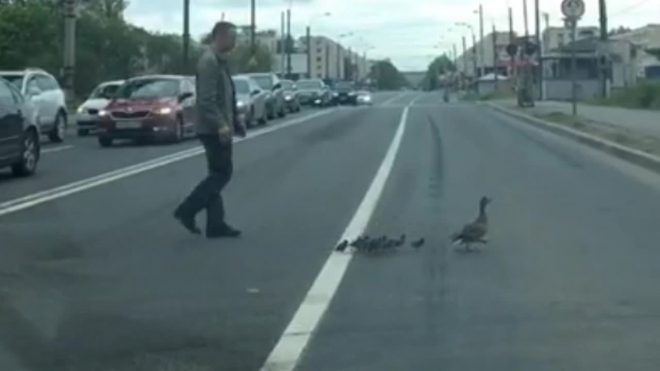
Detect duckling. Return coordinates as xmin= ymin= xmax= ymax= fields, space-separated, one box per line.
xmin=411 ymin=238 xmax=425 ymax=249
xmin=335 ymin=240 xmax=349 ymax=252
xmin=451 ymin=196 xmax=491 ymax=252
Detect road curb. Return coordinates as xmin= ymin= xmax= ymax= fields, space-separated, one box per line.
xmin=484 ymin=102 xmax=660 ymax=175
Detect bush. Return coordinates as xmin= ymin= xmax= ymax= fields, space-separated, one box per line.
xmin=592 ymin=80 xmax=660 ymax=109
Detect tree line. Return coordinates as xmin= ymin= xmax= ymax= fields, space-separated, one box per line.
xmin=0 ymin=0 xmax=273 ymax=99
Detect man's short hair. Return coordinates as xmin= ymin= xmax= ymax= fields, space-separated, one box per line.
xmin=211 ymin=21 xmax=236 ymax=38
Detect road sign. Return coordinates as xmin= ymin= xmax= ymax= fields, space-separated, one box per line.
xmin=561 ymin=0 xmax=585 ymax=19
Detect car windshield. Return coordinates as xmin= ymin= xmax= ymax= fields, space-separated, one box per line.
xmin=296 ymin=80 xmax=322 ymax=89
xmin=116 ymin=78 xmax=179 ymax=99
xmin=0 ymin=74 xmax=24 ymax=90
xmin=89 ymin=83 xmax=120 ymax=99
xmin=233 ymin=79 xmax=250 ymax=94
xmin=280 ymin=81 xmax=294 ymax=90
xmin=250 ymin=75 xmax=272 ymax=89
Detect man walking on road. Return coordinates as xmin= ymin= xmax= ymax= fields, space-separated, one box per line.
xmin=174 ymin=21 xmax=246 ymax=239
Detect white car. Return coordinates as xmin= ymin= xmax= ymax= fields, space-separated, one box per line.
xmin=75 ymin=80 xmax=124 ymax=136
xmin=0 ymin=68 xmax=68 ymax=143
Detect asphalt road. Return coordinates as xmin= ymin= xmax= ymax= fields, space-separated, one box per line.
xmin=2 ymin=91 xmax=660 ymax=371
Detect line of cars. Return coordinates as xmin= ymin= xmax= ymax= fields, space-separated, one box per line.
xmin=1 ymin=69 xmax=373 ymax=178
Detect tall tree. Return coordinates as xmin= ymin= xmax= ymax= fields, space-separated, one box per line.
xmin=369 ymin=60 xmax=407 ymax=90
xmin=422 ymin=54 xmax=456 ymax=90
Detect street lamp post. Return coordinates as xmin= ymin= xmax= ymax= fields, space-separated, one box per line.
xmin=63 ymin=0 xmax=77 ymax=110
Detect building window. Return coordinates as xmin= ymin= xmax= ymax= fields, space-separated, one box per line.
xmin=316 ymin=56 xmax=322 ymax=62
xmin=317 ymin=73 xmax=323 ymax=78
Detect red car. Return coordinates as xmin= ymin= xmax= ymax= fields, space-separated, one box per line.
xmin=96 ymin=75 xmax=195 ymax=147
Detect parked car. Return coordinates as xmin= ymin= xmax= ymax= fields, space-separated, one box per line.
xmin=96 ymin=75 xmax=196 ymax=147
xmin=356 ymin=90 xmax=373 ymax=105
xmin=0 ymin=77 xmax=40 ymax=177
xmin=0 ymin=68 xmax=68 ymax=143
xmin=296 ymin=79 xmax=332 ymax=107
xmin=279 ymin=79 xmax=301 ymax=113
xmin=247 ymin=73 xmax=286 ymax=119
xmin=332 ymin=81 xmax=358 ymax=105
xmin=233 ymin=75 xmax=268 ymax=127
xmin=75 ymin=80 xmax=124 ymax=136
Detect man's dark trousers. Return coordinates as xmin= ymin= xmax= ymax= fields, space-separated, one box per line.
xmin=178 ymin=134 xmax=233 ymax=231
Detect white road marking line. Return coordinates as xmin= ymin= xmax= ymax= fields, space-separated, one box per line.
xmin=41 ymin=145 xmax=73 ymax=154
xmin=378 ymin=92 xmax=408 ymax=106
xmin=0 ymin=109 xmax=336 ymax=218
xmin=259 ymin=106 xmax=410 ymax=371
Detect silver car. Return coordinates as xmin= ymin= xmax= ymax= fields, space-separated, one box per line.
xmin=246 ymin=73 xmax=286 ymax=119
xmin=233 ymin=75 xmax=269 ymax=127
xmin=0 ymin=68 xmax=68 ymax=143
xmin=75 ymin=80 xmax=124 ymax=136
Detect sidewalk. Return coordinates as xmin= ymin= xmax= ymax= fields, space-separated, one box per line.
xmin=489 ymin=98 xmax=660 ymax=159
xmin=494 ymin=99 xmax=660 ymax=139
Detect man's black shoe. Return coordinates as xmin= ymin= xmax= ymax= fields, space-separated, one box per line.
xmin=174 ymin=208 xmax=202 ymax=235
xmin=206 ymin=223 xmax=242 ymax=239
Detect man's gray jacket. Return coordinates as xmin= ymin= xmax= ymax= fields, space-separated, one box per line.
xmin=194 ymin=47 xmax=237 ymax=135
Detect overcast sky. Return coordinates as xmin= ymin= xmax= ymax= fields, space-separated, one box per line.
xmin=125 ymin=0 xmax=659 ymax=71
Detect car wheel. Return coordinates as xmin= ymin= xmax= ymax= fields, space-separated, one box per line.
xmin=246 ymin=107 xmax=255 ymax=128
xmin=98 ymin=136 xmax=113 ymax=147
xmin=267 ymin=104 xmax=275 ymax=120
xmin=172 ymin=116 xmax=185 ymax=143
xmin=48 ymin=112 xmax=66 ymax=143
xmin=258 ymin=106 xmax=267 ymax=125
xmin=11 ymin=129 xmax=40 ymax=177
xmin=77 ymin=128 xmax=89 ymax=137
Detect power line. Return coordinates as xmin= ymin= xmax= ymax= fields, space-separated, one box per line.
xmin=611 ymin=0 xmax=653 ymax=17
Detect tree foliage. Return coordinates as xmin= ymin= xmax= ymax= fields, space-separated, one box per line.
xmin=0 ymin=1 xmax=205 ymax=98
xmin=369 ymin=60 xmax=407 ymax=90
xmin=422 ymin=54 xmax=456 ymax=90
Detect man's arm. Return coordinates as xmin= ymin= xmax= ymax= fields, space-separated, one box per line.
xmin=196 ymin=53 xmax=228 ymax=133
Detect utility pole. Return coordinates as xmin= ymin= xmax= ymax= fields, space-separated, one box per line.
xmin=286 ymin=9 xmax=292 ymax=78
xmin=63 ymin=0 xmax=76 ymax=109
xmin=325 ymin=43 xmax=330 ymax=79
xmin=509 ymin=7 xmax=515 ymax=78
xmin=479 ymin=4 xmax=484 ymax=77
xmin=347 ymin=46 xmax=352 ymax=81
xmin=599 ymin=0 xmax=608 ymax=98
xmin=250 ymin=0 xmax=256 ymax=57
xmin=280 ymin=12 xmax=285 ymax=77
xmin=570 ymin=18 xmax=578 ymax=116
xmin=472 ymin=33 xmax=478 ymax=80
xmin=183 ymin=0 xmax=190 ymax=74
xmin=523 ymin=0 xmax=529 ymax=38
xmin=336 ymin=43 xmax=341 ymax=80
xmin=493 ymin=23 xmax=498 ymax=90
xmin=535 ymin=0 xmax=542 ymax=100
xmin=453 ymin=43 xmax=457 ymax=69
xmin=462 ymin=36 xmax=468 ymax=78
xmin=306 ymin=26 xmax=311 ymax=78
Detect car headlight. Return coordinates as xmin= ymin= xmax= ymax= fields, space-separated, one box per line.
xmin=332 ymin=92 xmax=339 ymax=97
xmin=98 ymin=109 xmax=109 ymax=117
xmin=284 ymin=95 xmax=292 ymax=101
xmin=364 ymin=95 xmax=372 ymax=101
xmin=349 ymin=92 xmax=357 ymax=96
xmin=236 ymin=100 xmax=246 ymax=109
xmin=77 ymin=106 xmax=85 ymax=114
xmin=154 ymin=106 xmax=173 ymax=115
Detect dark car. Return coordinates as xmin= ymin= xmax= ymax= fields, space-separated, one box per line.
xmin=247 ymin=73 xmax=286 ymax=119
xmin=279 ymin=79 xmax=301 ymax=113
xmin=96 ymin=75 xmax=196 ymax=147
xmin=332 ymin=81 xmax=358 ymax=105
xmin=296 ymin=79 xmax=332 ymax=107
xmin=0 ymin=77 xmax=40 ymax=176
